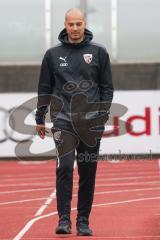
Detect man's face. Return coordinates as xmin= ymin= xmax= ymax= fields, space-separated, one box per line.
xmin=64 ymin=12 xmax=86 ymax=43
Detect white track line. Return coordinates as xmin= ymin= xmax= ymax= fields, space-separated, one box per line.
xmin=0 ymin=170 xmax=157 ymax=181
xmin=158 ymin=159 xmax=160 ymax=174
xmin=0 ymin=187 xmax=53 ymax=195
xmin=35 ymin=161 xmax=77 ymax=217
xmin=0 ymin=181 xmax=54 ymax=187
xmin=74 ymin=180 xmax=160 ymax=188
xmin=2 ymin=187 xmax=160 ymax=206
xmin=96 ymin=170 xmax=159 ymax=176
xmin=0 ymin=176 xmax=55 ymax=183
xmin=72 ymin=187 xmax=160 ymax=197
xmin=35 ymin=189 xmax=56 ymax=217
xmin=2 ymin=174 xmax=158 ymax=183
xmin=95 ymin=175 xmax=160 ymax=182
xmin=1 ymin=179 xmax=160 ymax=188
xmin=12 ymin=237 xmax=160 ymax=239
xmin=13 ymin=161 xmax=77 ymax=239
xmin=12 ymin=210 xmax=60 ymax=240
xmin=94 ymin=187 xmax=160 ymax=195
xmin=0 ymin=172 xmax=54 ymax=180
xmin=0 ymin=177 xmax=159 ymax=194
xmin=92 ymin=196 xmax=160 ymax=208
xmin=76 ymin=237 xmax=160 ymax=239
xmin=0 ymin=179 xmax=160 ymax=191
xmin=0 ymin=197 xmax=47 ymax=206
xmin=1 ymin=174 xmax=158 ymax=185
xmin=13 ymin=196 xmax=160 ymax=240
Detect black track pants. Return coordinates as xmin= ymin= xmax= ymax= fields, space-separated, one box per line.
xmin=52 ymin=120 xmax=103 ymax=219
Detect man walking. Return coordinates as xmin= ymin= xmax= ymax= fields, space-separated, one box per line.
xmin=36 ymin=8 xmax=113 ymax=236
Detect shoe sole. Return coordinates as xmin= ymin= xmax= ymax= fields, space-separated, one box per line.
xmin=77 ymin=232 xmax=93 ymax=236
xmin=56 ymin=228 xmax=72 ymax=234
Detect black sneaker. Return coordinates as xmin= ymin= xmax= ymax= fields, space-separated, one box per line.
xmin=55 ymin=214 xmax=72 ymax=234
xmin=76 ymin=216 xmax=93 ymax=236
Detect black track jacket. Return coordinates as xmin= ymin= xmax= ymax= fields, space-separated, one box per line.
xmin=35 ymin=28 xmax=114 ymax=124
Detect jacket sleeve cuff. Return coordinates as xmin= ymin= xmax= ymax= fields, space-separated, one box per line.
xmin=35 ymin=117 xmax=45 ymax=125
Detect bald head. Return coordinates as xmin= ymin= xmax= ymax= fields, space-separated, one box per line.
xmin=65 ymin=8 xmax=85 ymax=21
xmin=64 ymin=8 xmax=86 ymax=43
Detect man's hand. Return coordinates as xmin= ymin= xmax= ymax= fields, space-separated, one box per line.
xmin=36 ymin=124 xmax=48 ymax=139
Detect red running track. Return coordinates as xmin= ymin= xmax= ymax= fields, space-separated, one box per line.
xmin=0 ymin=159 xmax=160 ymax=240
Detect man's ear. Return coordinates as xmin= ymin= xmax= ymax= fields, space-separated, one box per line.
xmin=64 ymin=21 xmax=67 ymax=28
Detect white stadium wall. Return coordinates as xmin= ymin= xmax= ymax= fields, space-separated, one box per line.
xmin=0 ymin=91 xmax=160 ymax=158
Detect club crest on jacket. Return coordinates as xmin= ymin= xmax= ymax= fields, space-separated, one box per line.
xmin=83 ymin=54 xmax=93 ymax=64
